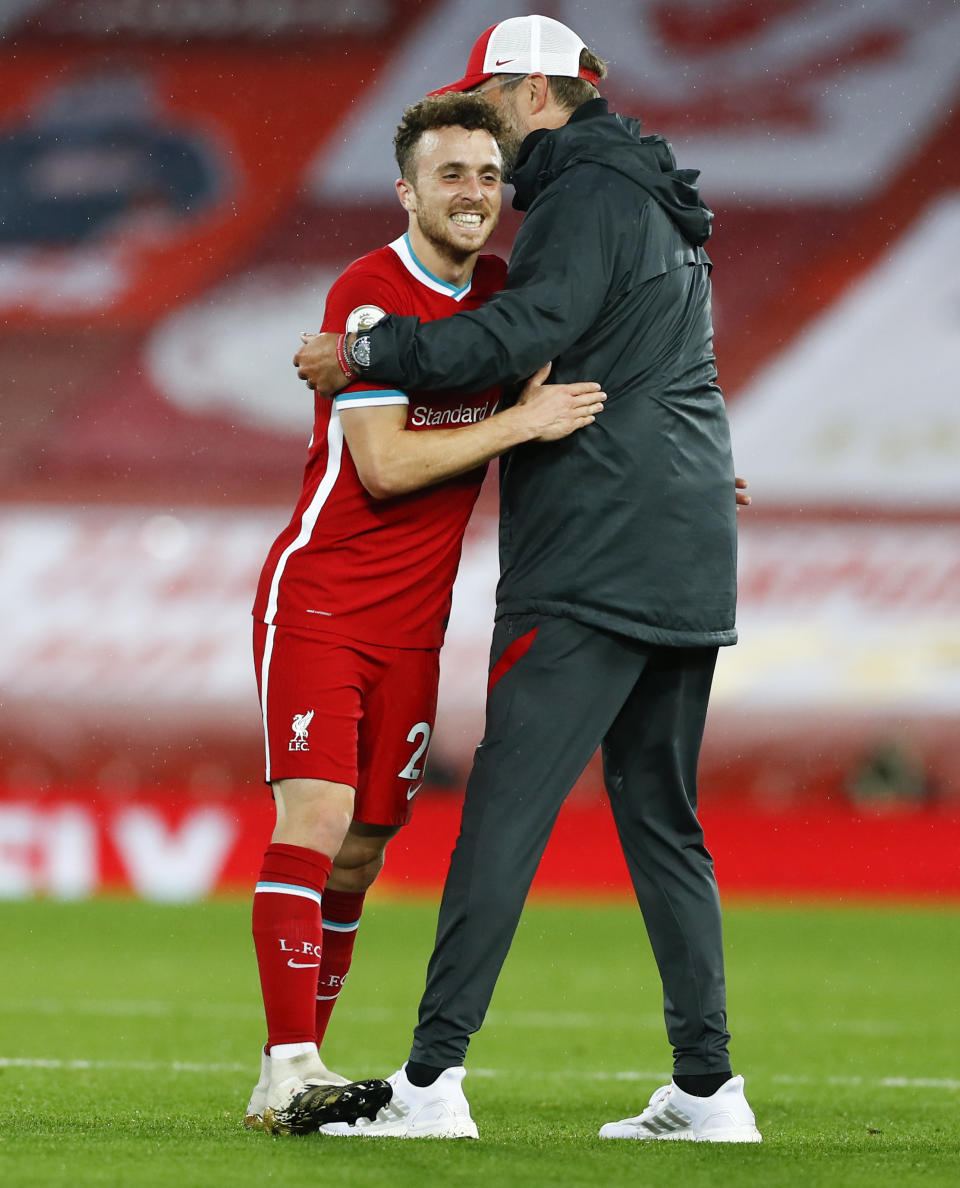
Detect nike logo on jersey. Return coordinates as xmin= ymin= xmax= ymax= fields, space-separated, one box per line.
xmin=287 ymin=959 xmax=321 ymax=969
xmin=406 ymin=782 xmax=423 ymax=801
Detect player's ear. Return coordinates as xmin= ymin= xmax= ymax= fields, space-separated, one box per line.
xmin=396 ymin=176 xmax=417 ymax=213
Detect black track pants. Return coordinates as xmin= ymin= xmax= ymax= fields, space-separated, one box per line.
xmin=409 ymin=612 xmax=732 ymax=1075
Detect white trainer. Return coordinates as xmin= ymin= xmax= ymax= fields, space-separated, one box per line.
xmin=243 ymin=1048 xmax=351 ymax=1130
xmin=320 ymin=1064 xmax=479 ymax=1139
xmin=598 ymin=1075 xmax=762 ymax=1143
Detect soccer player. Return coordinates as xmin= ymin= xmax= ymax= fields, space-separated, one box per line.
xmin=296 ymin=15 xmax=762 ymax=1143
xmin=244 ymin=91 xmax=605 ymax=1135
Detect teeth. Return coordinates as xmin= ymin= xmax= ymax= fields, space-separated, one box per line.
xmin=451 ymin=213 xmax=483 ymax=226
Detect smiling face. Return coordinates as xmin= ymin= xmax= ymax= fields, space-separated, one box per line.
xmin=397 ymin=124 xmax=503 ymax=276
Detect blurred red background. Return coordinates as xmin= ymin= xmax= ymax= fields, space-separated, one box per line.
xmin=2 ymin=0 xmax=959 ymax=898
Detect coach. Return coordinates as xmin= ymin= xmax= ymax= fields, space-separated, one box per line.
xmin=296 ymin=14 xmax=759 ymax=1142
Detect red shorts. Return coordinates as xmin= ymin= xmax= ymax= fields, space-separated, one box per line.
xmin=253 ymin=621 xmax=440 ymax=827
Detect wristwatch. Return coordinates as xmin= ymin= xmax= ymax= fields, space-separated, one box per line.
xmin=348 ymin=333 xmax=373 ymax=373
xmin=343 ymin=304 xmax=384 ymax=376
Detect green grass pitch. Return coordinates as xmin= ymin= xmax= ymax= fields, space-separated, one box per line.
xmin=1 ymin=895 xmax=958 ymax=1186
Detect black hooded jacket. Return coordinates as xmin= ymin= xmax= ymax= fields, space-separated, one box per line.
xmin=359 ymin=99 xmax=737 ymax=646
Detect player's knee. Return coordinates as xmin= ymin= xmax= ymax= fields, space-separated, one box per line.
xmin=272 ymin=778 xmax=356 ymax=854
xmin=329 ymin=854 xmax=383 ymax=892
xmin=330 ymin=838 xmax=388 ymax=891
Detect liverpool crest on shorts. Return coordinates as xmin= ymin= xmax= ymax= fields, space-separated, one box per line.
xmin=289 ymin=709 xmax=314 ymax=751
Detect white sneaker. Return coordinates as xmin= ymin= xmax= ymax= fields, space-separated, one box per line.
xmin=320 ymin=1064 xmax=479 ymax=1139
xmin=243 ymin=1048 xmax=351 ymax=1130
xmin=598 ymin=1075 xmax=762 ymax=1143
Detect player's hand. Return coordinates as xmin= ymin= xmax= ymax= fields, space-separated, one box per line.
xmin=294 ymin=331 xmax=350 ymax=398
xmin=514 ymin=363 xmax=606 ymax=442
xmin=735 ymin=476 xmax=752 ymax=509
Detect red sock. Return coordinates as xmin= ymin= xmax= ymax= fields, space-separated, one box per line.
xmin=252 ymin=843 xmax=332 ymax=1049
xmin=315 ymin=888 xmax=366 ymax=1047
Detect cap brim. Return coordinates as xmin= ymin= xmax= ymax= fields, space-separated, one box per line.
xmin=426 ymin=71 xmax=494 ymax=97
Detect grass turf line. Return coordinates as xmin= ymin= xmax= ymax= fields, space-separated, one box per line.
xmin=0 ymin=897 xmax=958 ymax=1187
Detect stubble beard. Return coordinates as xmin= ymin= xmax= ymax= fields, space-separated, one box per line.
xmin=497 ymin=94 xmax=528 ymax=183
xmin=415 ymin=201 xmax=492 ymax=268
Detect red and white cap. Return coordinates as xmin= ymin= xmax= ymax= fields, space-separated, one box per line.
xmin=427 ymin=14 xmax=600 ymax=96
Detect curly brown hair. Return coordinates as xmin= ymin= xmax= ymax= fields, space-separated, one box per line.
xmin=394 ymin=93 xmax=506 ymax=181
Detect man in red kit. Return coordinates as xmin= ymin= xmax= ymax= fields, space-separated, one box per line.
xmin=244 ymin=92 xmax=606 ymax=1136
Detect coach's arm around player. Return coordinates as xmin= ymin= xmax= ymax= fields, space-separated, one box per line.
xmin=298 ymin=334 xmax=750 ymax=509
xmin=336 ymin=361 xmax=604 ymax=499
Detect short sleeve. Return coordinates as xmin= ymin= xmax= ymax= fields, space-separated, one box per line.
xmin=322 ymin=262 xmax=409 ymax=409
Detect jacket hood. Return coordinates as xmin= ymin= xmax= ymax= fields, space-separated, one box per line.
xmin=510 ymin=98 xmax=713 ymax=247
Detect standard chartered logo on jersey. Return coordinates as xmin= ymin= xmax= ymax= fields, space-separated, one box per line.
xmin=410 ymin=401 xmax=497 ymax=427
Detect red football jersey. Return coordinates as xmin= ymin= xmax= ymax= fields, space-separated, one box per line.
xmin=253 ymin=235 xmax=507 ymax=649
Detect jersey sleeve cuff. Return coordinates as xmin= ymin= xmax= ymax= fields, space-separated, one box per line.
xmin=334 ymin=389 xmax=409 ymax=410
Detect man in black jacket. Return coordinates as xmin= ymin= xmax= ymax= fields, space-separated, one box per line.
xmin=298 ymin=14 xmax=760 ymax=1144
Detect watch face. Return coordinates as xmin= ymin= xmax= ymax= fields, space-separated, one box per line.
xmin=352 ymin=334 xmax=372 ymax=369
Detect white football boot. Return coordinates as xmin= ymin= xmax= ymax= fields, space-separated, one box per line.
xmin=320 ymin=1064 xmax=479 ymax=1139
xmin=244 ymin=1048 xmax=351 ymax=1130
xmin=599 ymin=1075 xmax=762 ymax=1143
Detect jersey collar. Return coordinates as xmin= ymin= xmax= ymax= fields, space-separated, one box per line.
xmin=389 ymin=234 xmax=473 ymax=301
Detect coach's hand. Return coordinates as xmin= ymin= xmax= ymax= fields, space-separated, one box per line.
xmin=294 ymin=331 xmax=350 ymax=398
xmin=513 ymin=363 xmax=606 ymax=442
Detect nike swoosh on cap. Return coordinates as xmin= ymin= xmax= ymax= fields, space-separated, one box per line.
xmin=495 ymin=57 xmax=516 ymax=66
